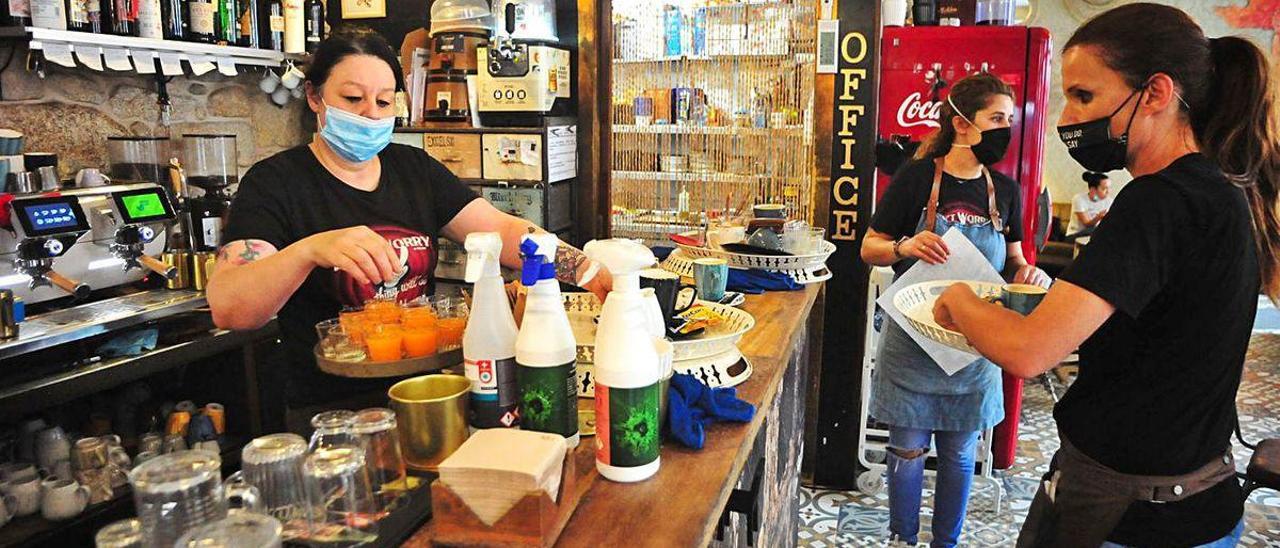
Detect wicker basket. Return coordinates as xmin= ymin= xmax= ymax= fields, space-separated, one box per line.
xmin=562 ymin=292 xmax=755 ymax=363
xmin=673 ymin=231 xmax=835 ymax=271
xmin=893 ymin=280 xmax=1003 ymax=354
xmin=661 ymin=249 xmax=831 ymax=285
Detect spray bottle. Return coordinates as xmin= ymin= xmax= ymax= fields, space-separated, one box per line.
xmin=515 ymin=234 xmax=579 ymax=448
xmin=584 ymin=239 xmax=662 ymax=482
xmin=463 ymin=232 xmax=520 ymax=429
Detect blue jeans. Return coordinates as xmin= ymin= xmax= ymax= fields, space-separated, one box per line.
xmin=886 ymin=426 xmax=979 ymax=547
xmin=1099 ymin=518 xmax=1244 ymax=548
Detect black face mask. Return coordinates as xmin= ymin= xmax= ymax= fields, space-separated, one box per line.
xmin=1057 ymin=86 xmax=1145 ymax=172
xmin=948 ymin=95 xmax=1012 ymax=165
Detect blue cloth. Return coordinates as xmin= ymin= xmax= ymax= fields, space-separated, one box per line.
xmin=886 ymin=427 xmax=979 ymax=547
xmin=95 ymin=328 xmax=159 ymax=358
xmin=870 ymin=208 xmax=1007 ymax=432
xmin=667 ymin=373 xmax=755 ymax=449
xmin=1100 ymin=519 xmax=1244 ymax=548
xmin=726 ymin=268 xmax=801 ymax=294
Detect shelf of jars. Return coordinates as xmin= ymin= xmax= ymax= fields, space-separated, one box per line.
xmin=0 ymin=26 xmax=304 ymax=75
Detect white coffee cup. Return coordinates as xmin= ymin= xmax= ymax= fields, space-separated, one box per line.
xmin=271 ymin=86 xmax=291 ymax=107
xmin=0 ymin=462 xmax=38 ymax=484
xmin=1 ymin=476 xmax=42 ymax=517
xmin=280 ymin=64 xmax=305 ymax=90
xmin=40 ymin=478 xmax=89 ymax=521
xmin=0 ymin=491 xmax=16 ymax=528
xmin=259 ymin=70 xmax=281 ymax=94
xmin=75 ymin=167 xmax=110 ymax=188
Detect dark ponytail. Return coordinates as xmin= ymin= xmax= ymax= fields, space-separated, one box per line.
xmin=1067 ymin=3 xmax=1280 ymax=300
xmin=914 ymin=73 xmax=1014 ymax=160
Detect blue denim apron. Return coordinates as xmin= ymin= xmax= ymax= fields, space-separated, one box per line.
xmin=870 ymin=160 xmax=1007 ymax=432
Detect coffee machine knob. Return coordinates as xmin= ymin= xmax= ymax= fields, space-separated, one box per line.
xmin=43 ymin=239 xmax=63 ymax=257
xmin=138 ymin=226 xmax=156 ymax=242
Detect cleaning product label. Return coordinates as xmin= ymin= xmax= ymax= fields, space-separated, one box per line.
xmin=595 ymin=383 xmax=660 ymax=468
xmin=466 ymin=357 xmax=519 ymax=429
xmin=517 ymin=361 xmax=577 ymax=439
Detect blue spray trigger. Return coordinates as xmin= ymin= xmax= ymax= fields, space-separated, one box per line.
xmin=520 ymin=238 xmax=556 ymax=286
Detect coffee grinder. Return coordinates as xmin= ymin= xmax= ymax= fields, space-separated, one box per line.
xmin=477 ymin=0 xmax=571 ymax=126
xmin=425 ymin=0 xmax=492 ymax=122
xmin=179 ymin=134 xmax=237 ymax=253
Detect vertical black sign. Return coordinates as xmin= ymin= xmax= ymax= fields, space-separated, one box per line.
xmin=810 ymin=0 xmax=880 ymax=489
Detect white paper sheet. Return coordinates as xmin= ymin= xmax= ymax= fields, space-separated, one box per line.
xmin=74 ymin=47 xmax=104 ymax=71
xmin=133 ymin=52 xmax=157 ymax=74
xmin=876 ymin=226 xmax=1005 ymax=375
xmin=102 ymin=48 xmax=132 ymax=71
xmin=157 ymin=53 xmax=184 ymax=76
xmin=215 ymin=57 xmax=238 ymax=76
xmin=42 ymin=44 xmax=76 ymax=67
xmin=188 ymin=55 xmax=216 ymax=76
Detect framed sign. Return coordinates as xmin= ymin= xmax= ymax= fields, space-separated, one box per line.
xmin=341 ymin=0 xmax=385 ymax=19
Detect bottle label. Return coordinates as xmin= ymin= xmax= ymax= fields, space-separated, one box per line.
xmin=516 ymin=360 xmax=577 ymax=439
xmin=137 ymin=0 xmax=161 ymax=37
xmin=8 ymin=0 xmax=30 ymax=18
xmin=30 ymin=0 xmax=66 ymax=29
xmin=189 ymin=1 xmax=213 ymax=34
xmin=268 ymin=14 xmax=283 ymax=32
xmin=68 ymin=0 xmax=87 ymax=24
xmin=466 ymin=357 xmax=519 ymax=428
xmin=594 ymin=383 xmax=660 ymax=468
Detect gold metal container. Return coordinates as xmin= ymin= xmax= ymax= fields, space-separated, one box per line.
xmin=388 ymin=374 xmax=471 ymax=471
xmin=191 ymin=252 xmax=217 ymax=291
xmin=162 ymin=252 xmax=191 ymax=290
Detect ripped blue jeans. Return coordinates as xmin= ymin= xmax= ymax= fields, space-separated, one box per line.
xmin=887 ymin=426 xmax=980 ymax=547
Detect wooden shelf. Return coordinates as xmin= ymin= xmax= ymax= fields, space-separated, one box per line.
xmin=0 ymin=26 xmax=303 ymax=75
xmin=613 ymin=53 xmax=794 ymax=66
xmin=612 ymin=124 xmax=804 ymax=136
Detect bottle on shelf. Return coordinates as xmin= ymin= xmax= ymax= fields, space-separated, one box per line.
xmin=214 ymin=0 xmax=236 ymax=44
xmin=86 ymin=0 xmax=105 ymax=33
xmin=29 ymin=0 xmax=67 ymax=30
xmin=302 ymin=0 xmax=321 ymax=53
xmin=110 ymin=0 xmax=136 ymax=35
xmin=137 ymin=0 xmax=163 ymax=38
xmin=187 ymin=0 xmax=214 ymax=42
xmin=161 ymin=0 xmax=185 ymax=40
xmin=7 ymin=0 xmax=32 ymax=26
xmin=237 ymin=0 xmax=257 ymax=47
xmin=262 ymin=0 xmax=283 ymax=51
xmin=67 ymin=0 xmax=89 ymax=31
xmin=282 ymin=0 xmax=303 ymax=54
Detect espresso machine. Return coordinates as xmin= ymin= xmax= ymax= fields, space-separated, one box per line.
xmin=0 ymin=182 xmax=177 ymax=305
xmin=477 ymin=0 xmax=571 ymax=126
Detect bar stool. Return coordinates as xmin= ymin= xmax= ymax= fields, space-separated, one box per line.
xmin=1235 ymin=420 xmax=1280 ymax=496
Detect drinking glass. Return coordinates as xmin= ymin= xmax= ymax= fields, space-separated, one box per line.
xmin=365 ymin=324 xmax=404 ymax=362
xmin=401 ymin=301 xmax=438 ymax=358
xmin=95 ymin=518 xmax=144 ymax=548
xmin=240 ymin=433 xmax=310 ymax=537
xmin=806 ymin=227 xmax=827 ymax=254
xmin=316 ymin=320 xmax=367 ymax=362
xmin=309 ymin=411 xmax=356 ymax=453
xmin=350 ymin=408 xmax=408 ymax=512
xmin=363 ymin=299 xmax=401 ymax=325
xmin=128 ymin=450 xmax=228 ymax=548
xmin=175 ymin=510 xmax=283 ymax=548
xmin=433 ymin=297 xmax=468 ymax=351
xmin=338 ymin=307 xmax=367 ymax=346
xmin=302 ymin=446 xmax=379 ymax=545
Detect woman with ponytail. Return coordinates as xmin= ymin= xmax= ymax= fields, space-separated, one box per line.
xmin=933 ymin=3 xmax=1279 ymax=546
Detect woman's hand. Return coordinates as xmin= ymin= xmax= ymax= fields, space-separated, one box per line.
xmin=899 ymin=231 xmax=951 ymax=264
xmin=933 ymin=282 xmax=976 ymax=331
xmin=1013 ymin=264 xmax=1052 ymax=288
xmin=300 ymin=226 xmax=401 ymax=286
xmin=581 ymin=267 xmax=613 ymax=303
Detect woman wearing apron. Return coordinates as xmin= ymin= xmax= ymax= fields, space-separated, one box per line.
xmin=933 ymin=4 xmax=1280 ymax=546
xmin=861 ymin=73 xmax=1050 ymax=546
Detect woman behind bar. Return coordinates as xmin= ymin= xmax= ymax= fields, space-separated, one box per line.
xmin=933 ymin=3 xmax=1280 ymax=546
xmin=860 ymin=73 xmax=1050 ymax=546
xmin=206 ymin=28 xmax=610 ymax=428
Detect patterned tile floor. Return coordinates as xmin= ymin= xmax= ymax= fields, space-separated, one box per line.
xmin=798 ymin=331 xmax=1280 ymax=547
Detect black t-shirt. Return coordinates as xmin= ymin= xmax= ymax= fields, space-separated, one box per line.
xmin=1057 ymin=154 xmax=1258 ymax=545
xmin=871 ymin=159 xmax=1023 ymax=276
xmin=222 ymin=143 xmax=480 ymax=405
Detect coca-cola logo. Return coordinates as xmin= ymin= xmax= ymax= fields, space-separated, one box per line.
xmin=897 ymin=91 xmax=943 ymax=129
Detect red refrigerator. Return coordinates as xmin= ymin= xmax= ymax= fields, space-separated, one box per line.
xmin=874 ymin=25 xmax=1054 ymax=469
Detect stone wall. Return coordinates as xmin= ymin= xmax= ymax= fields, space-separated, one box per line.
xmin=0 ymin=44 xmax=312 ymax=180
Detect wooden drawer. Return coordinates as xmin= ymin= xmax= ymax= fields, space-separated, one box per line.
xmin=480 ymin=180 xmax=573 ymax=232
xmin=481 ymin=126 xmax=576 ymax=183
xmin=423 ymin=133 xmax=483 ymax=179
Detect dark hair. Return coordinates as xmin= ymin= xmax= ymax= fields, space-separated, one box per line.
xmin=304 ymin=27 xmax=405 ymax=92
xmin=1082 ymin=172 xmax=1108 ymax=188
xmin=914 ymin=73 xmax=1014 ymax=160
xmin=1066 ymin=2 xmax=1280 ymax=300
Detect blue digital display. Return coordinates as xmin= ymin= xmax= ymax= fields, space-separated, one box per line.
xmin=22 ymin=203 xmax=80 ymax=232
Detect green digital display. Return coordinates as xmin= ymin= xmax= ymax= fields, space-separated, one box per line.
xmin=121 ymin=193 xmax=166 ymax=219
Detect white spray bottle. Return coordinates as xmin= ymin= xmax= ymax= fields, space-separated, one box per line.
xmin=463 ymin=232 xmax=520 ymax=429
xmin=584 ymin=239 xmax=662 ymax=482
xmin=515 ymin=233 xmax=579 ymax=448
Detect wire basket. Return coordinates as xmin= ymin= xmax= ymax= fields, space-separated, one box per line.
xmin=673 ymin=231 xmax=835 ymax=271
xmin=562 ymin=292 xmax=755 ymax=363
xmin=893 ymin=280 xmax=1003 ymax=354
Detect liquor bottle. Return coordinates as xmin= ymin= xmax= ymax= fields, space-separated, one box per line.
xmin=68 ymin=0 xmax=89 ymax=31
xmin=111 ymin=0 xmax=136 ymax=35
xmin=236 ymin=0 xmax=256 ymax=47
xmin=187 ymin=0 xmax=214 ymax=42
xmin=29 ymin=0 xmax=66 ymax=30
xmin=263 ymin=0 xmax=282 ymax=51
xmin=214 ymin=0 xmax=235 ymax=44
xmin=136 ymin=0 xmax=161 ymax=38
xmin=302 ymin=0 xmax=321 ymax=53
xmin=161 ymin=0 xmax=185 ymax=40
xmin=86 ymin=0 xmax=104 ymax=32
xmin=7 ymin=0 xmax=32 ymax=26
xmin=281 ymin=0 xmax=302 ymax=54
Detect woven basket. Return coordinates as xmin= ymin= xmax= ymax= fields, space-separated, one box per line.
xmin=661 ymin=249 xmax=831 ymax=285
xmin=893 ymin=280 xmax=1003 ymax=354
xmin=562 ymin=292 xmax=755 ymax=363
xmin=673 ymin=231 xmax=835 ymax=271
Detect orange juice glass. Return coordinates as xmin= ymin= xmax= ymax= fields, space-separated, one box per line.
xmin=437 ymin=317 xmax=466 ymax=351
xmin=339 ymin=307 xmax=366 ymax=344
xmin=402 ymin=326 xmax=438 ymax=358
xmin=365 ymin=299 xmax=401 ymax=324
xmin=365 ymin=324 xmax=404 ymax=362
xmin=401 ymin=301 xmax=437 ymax=330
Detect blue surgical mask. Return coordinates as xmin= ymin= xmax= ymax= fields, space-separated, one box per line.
xmin=319 ymin=101 xmax=395 ymax=163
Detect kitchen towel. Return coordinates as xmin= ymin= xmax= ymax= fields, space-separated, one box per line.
xmin=668 ymin=373 xmax=755 ymax=449
xmin=727 ymin=268 xmax=801 ymax=294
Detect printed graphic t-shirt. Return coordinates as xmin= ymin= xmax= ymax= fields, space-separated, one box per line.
xmin=222 ymin=144 xmax=480 ymax=405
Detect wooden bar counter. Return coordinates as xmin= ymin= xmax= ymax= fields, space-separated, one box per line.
xmin=407 ymin=284 xmax=821 ymax=547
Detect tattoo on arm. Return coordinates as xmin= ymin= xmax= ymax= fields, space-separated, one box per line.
xmin=217 ymin=240 xmax=271 ymax=266
xmin=554 ymin=242 xmax=589 ymax=285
